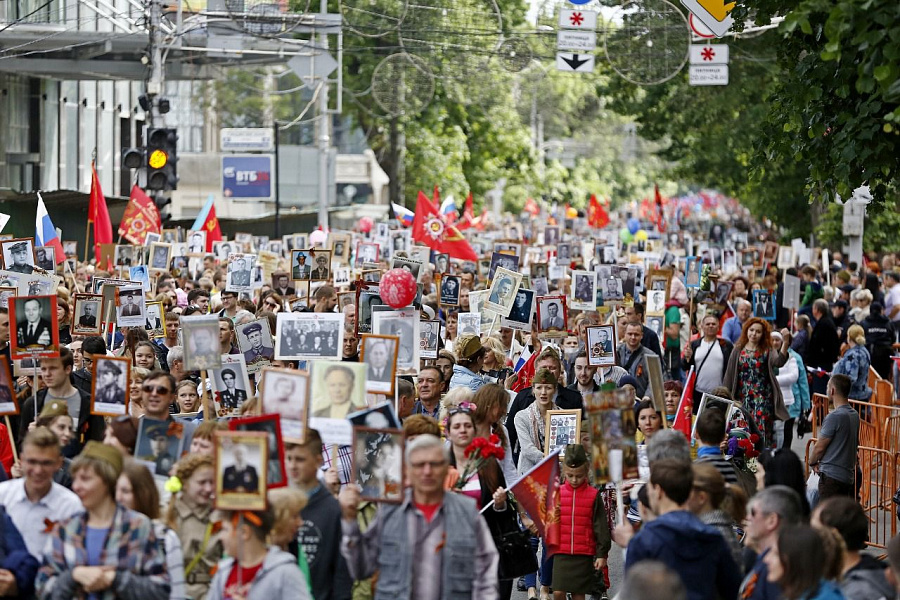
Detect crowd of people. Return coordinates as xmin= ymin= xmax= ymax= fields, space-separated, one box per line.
xmin=0 ymin=204 xmax=896 ymax=600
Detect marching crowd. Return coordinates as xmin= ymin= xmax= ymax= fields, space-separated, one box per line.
xmin=0 ymin=207 xmax=896 ymax=600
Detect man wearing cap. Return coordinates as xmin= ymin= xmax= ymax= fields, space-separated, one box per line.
xmin=311 ymin=254 xmax=330 ymax=280
xmin=449 ymin=333 xmax=488 ymax=392
xmin=222 ymin=443 xmax=259 ymax=493
xmin=242 ymin=321 xmax=274 ymax=367
xmin=95 ymin=361 xmax=126 ymax=407
xmin=230 ymin=257 xmax=251 ymax=288
xmin=218 ymin=368 xmax=247 ymax=410
xmin=142 ymin=420 xmax=175 ymax=476
xmin=831 ymin=299 xmax=850 ymax=343
xmin=0 ymin=427 xmax=81 ymax=560
xmin=293 ymin=253 xmax=311 ymax=280
xmin=16 ymin=297 xmax=52 ymax=349
xmin=6 ymin=242 xmax=34 ymax=274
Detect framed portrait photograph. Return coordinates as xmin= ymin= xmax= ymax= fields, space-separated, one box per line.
xmin=136 ymin=417 xmax=185 ymax=476
xmin=544 ymin=226 xmax=560 ymax=246
xmin=234 ymin=232 xmax=253 ymax=251
xmin=333 ymin=267 xmax=351 ymax=287
xmin=684 ymin=256 xmax=701 ymax=288
xmin=146 ymin=242 xmax=170 ymax=272
xmin=144 ymin=300 xmax=165 ymax=338
xmin=439 ymin=275 xmax=460 ymax=307
xmin=0 ymin=287 xmax=14 ymax=310
xmin=72 ymin=294 xmax=103 ymax=336
xmin=645 ymin=354 xmax=667 ymax=425
xmin=544 ymin=409 xmax=581 ymax=458
xmin=10 ymin=295 xmax=60 ymax=360
xmin=600 ymin=277 xmax=624 ymax=302
xmin=352 ymin=427 xmax=404 ymax=504
xmin=0 ymin=357 xmax=19 ymax=416
xmin=181 ymin=315 xmax=223 ymax=371
xmin=348 ymin=402 xmax=401 ymax=429
xmin=585 ymin=325 xmax=616 ymax=367
xmin=116 ymin=286 xmax=146 ymax=328
xmin=485 ymin=266 xmax=523 ymax=317
xmin=215 ymin=430 xmax=268 ymax=511
xmin=211 ymin=355 xmax=252 ymax=416
xmin=531 ymin=262 xmax=549 ymax=280
xmin=18 ymin=272 xmax=57 ymax=298
xmin=355 ymin=242 xmax=380 ymax=267
xmin=274 ymin=312 xmax=344 ymax=360
xmin=1 ymin=238 xmax=36 ymax=274
xmin=389 ymin=230 xmax=411 ymax=256
xmin=645 ymin=315 xmax=665 ymax=342
xmin=225 ymin=253 xmax=256 ymax=293
xmin=355 ymin=285 xmax=383 ymax=336
xmin=114 ymin=245 xmax=135 ymax=267
xmin=742 ymin=248 xmax=759 ymax=268
xmin=360 ymin=334 xmax=399 ymax=395
xmin=372 ymin=309 xmax=419 ymax=372
xmin=309 ymin=361 xmax=367 ymax=424
xmin=419 ymin=320 xmax=441 ymax=360
xmin=236 ymin=318 xmax=275 ymax=373
xmin=777 ymin=245 xmax=795 ymax=270
xmin=753 ymin=289 xmax=777 ymax=321
xmin=433 ymin=252 xmax=450 ymax=274
xmin=536 ymin=295 xmax=568 ymax=336
xmin=214 ymin=240 xmax=236 ymax=262
xmin=762 ymin=241 xmax=778 ymax=264
xmin=338 ymin=291 xmax=355 ymax=310
xmin=270 ymin=271 xmax=296 ymax=296
xmin=714 ymin=280 xmax=734 ymax=306
xmin=488 ymin=252 xmax=520 ymax=283
xmin=129 ymin=265 xmax=150 ymax=292
xmin=91 ymin=355 xmax=130 ymax=416
xmin=556 ymin=242 xmax=572 ymax=263
xmin=309 ymin=250 xmax=332 ymax=281
xmin=144 ymin=232 xmax=161 ymax=248
xmin=390 ymin=256 xmax=424 ymax=284
xmin=645 ymin=287 xmax=667 ymax=316
xmin=230 ymin=414 xmax=288 ymax=489
xmin=260 ymin=367 xmax=310 ymax=442
xmin=161 ymin=228 xmax=180 ymax=244
xmin=34 ymin=246 xmax=56 ymax=272
xmin=570 ymin=270 xmax=598 ymax=311
xmin=291 ymin=249 xmax=313 ymax=280
xmin=458 ymin=312 xmax=481 ymax=336
xmin=327 ymin=232 xmax=351 ymax=264
xmin=532 ymin=277 xmax=549 ymax=297
xmin=691 ymin=393 xmax=738 ymax=441
xmin=266 ymin=240 xmax=284 ymax=257
xmin=187 ymin=230 xmax=207 ymax=255
xmin=63 ymin=241 xmax=77 ymax=257
xmin=500 ymin=288 xmax=535 ymax=331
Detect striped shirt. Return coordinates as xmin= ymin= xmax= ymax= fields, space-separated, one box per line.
xmin=694 ymin=451 xmax=740 ymax=485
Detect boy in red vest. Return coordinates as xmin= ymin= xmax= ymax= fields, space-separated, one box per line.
xmin=550 ymin=444 xmax=611 ymax=600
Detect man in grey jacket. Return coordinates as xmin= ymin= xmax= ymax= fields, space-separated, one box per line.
xmin=339 ymin=434 xmax=499 ymax=600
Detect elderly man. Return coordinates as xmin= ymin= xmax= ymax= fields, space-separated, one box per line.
xmin=339 ymin=434 xmax=499 ymax=600
xmin=722 ymin=299 xmax=751 ymax=344
xmin=616 ymin=321 xmax=656 ymax=398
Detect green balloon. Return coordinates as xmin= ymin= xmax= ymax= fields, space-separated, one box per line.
xmin=619 ymin=228 xmax=633 ymax=243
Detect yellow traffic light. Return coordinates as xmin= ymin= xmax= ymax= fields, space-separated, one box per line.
xmin=148 ymin=149 xmax=168 ymax=169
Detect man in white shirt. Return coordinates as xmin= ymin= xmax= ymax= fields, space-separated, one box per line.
xmin=0 ymin=428 xmax=81 ymax=558
xmin=682 ymin=314 xmax=734 ymax=403
xmin=884 ymin=271 xmax=900 ymax=322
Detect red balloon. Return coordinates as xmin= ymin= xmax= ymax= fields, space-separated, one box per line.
xmin=358 ymin=216 xmax=374 ymax=233
xmin=380 ymin=268 xmax=417 ymax=308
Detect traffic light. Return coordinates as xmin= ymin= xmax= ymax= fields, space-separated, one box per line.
xmin=146 ymin=127 xmax=178 ymax=191
xmin=121 ymin=147 xmax=143 ymax=170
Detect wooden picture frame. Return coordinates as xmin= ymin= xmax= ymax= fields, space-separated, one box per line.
xmin=359 ymin=334 xmax=399 ymax=396
xmin=536 ymin=295 xmax=568 ymax=336
xmin=544 ymin=409 xmax=582 ymax=458
xmin=229 ymin=413 xmax=288 ymax=490
xmin=72 ymin=293 xmax=104 ymax=336
xmin=214 ymin=430 xmax=268 ymax=511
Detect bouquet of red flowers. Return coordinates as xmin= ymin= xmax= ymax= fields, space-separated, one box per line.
xmin=726 ymin=429 xmax=760 ymax=473
xmin=454 ymin=434 xmax=506 ymax=490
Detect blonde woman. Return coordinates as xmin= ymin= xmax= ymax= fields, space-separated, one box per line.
xmin=481 ymin=336 xmax=512 ymax=382
xmin=833 ymin=324 xmax=872 ymax=401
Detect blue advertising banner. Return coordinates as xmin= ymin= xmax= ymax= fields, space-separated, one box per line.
xmin=222 ymin=155 xmax=274 ymax=199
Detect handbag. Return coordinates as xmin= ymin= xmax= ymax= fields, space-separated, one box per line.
xmin=485 ymin=497 xmax=539 ymax=580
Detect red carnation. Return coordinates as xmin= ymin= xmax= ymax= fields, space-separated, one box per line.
xmin=489 ymin=434 xmax=500 ymax=445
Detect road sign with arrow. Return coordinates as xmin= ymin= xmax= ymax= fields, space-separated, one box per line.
xmin=681 ymin=0 xmax=734 ymax=38
xmin=556 ymin=52 xmax=595 ymax=73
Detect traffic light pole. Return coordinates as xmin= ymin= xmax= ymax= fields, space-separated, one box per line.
xmin=317 ymin=0 xmax=329 ymax=231
xmin=147 ymin=0 xmax=165 ymax=125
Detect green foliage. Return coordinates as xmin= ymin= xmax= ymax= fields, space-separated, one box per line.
xmin=816 ymin=193 xmax=900 ymax=253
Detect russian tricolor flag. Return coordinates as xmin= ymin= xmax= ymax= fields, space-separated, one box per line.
xmin=439 ymin=195 xmax=458 ymax=224
xmin=35 ymin=193 xmax=65 ymax=264
xmin=391 ymin=202 xmax=414 ymax=227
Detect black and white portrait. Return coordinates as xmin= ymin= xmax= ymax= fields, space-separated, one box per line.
xmin=646 ymin=316 xmax=665 ymax=341
xmin=571 ymin=271 xmax=597 ymax=310
xmin=754 ymin=289 xmax=776 ymax=321
xmin=73 ymin=294 xmax=103 ymax=335
xmin=116 ymin=286 xmax=146 ymax=327
xmin=488 ymin=252 xmax=520 ymax=283
xmin=390 ymin=257 xmax=423 ymax=283
xmin=237 ymin=318 xmax=275 ymax=373
xmin=458 ymin=312 xmax=481 ymax=336
xmin=260 ymin=367 xmax=309 ymax=442
xmin=274 ymin=312 xmax=345 ymax=360
xmin=136 ymin=417 xmax=184 ymax=477
xmin=485 ymin=266 xmax=522 ymax=317
xmin=35 ymin=246 xmax=55 ymax=272
xmin=148 ymin=243 xmax=171 ymax=272
xmin=115 ymin=245 xmax=134 ymax=267
xmin=544 ymin=227 xmax=559 ymax=246
xmin=531 ymin=263 xmax=548 ymax=280
xmin=353 ymin=427 xmax=404 ymax=503
xmin=601 ymin=277 xmax=624 ymax=302
xmin=181 ymin=315 xmax=223 ymax=371
xmin=187 ymin=230 xmax=207 ymax=255
xmin=390 ymin=230 xmax=411 ymax=255
xmin=91 ymin=356 xmax=129 ymax=416
xmin=215 ymin=431 xmax=267 ymax=511
xmin=532 ymin=277 xmax=549 ymax=297
xmin=231 ymin=414 xmax=287 ymax=488
xmin=586 ymin=325 xmax=616 ymax=367
xmin=129 ymin=265 xmax=150 ymax=292
xmin=501 ymin=288 xmax=535 ymax=331
xmin=646 ymin=289 xmax=667 ymax=316
xmin=212 ymin=356 xmax=252 ymax=415
xmin=63 ymin=241 xmax=77 ymax=257
xmin=144 ymin=301 xmax=164 ymax=338
xmin=215 ymin=241 xmax=235 ymax=262
xmin=361 ymin=334 xmax=399 ymax=395
xmin=11 ymin=295 xmax=59 ymax=359
xmin=440 ymin=275 xmax=460 ymax=306
xmin=356 ymin=288 xmax=383 ymax=335
xmin=1 ymin=239 xmax=35 ymax=274
xmin=310 ymin=251 xmax=332 ymax=281
xmin=226 ymin=253 xmax=255 ymax=292
xmin=538 ymin=297 xmax=566 ymax=333
xmin=434 ymin=253 xmax=450 ymax=274
xmin=372 ymin=309 xmax=419 ymax=371
xmin=356 ymin=242 xmax=380 ymax=267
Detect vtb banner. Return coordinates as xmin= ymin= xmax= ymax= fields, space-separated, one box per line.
xmin=118 ymin=185 xmax=161 ymax=245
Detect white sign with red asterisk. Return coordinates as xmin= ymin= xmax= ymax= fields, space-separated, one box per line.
xmin=689 ymin=44 xmax=729 ymax=65
xmin=558 ymin=8 xmax=597 ymax=30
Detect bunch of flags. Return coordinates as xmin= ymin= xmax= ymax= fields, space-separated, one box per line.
xmin=411 ymin=191 xmax=479 ymax=262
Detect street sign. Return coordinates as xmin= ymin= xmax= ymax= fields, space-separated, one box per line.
xmin=689 ymin=65 xmax=729 ymax=85
xmin=842 ymin=201 xmax=865 ymax=236
xmin=556 ymin=52 xmax=595 ymax=73
xmin=681 ymin=0 xmax=734 ymax=38
xmin=220 ymin=128 xmax=274 ymax=152
xmin=288 ymin=51 xmax=338 ymax=86
xmin=689 ymin=14 xmax=715 ymax=38
xmin=222 ymin=155 xmax=274 ymax=200
xmin=558 ymin=8 xmax=597 ymax=30
xmin=689 ymin=44 xmax=729 ymax=64
xmin=557 ymin=31 xmax=596 ymax=52
xmin=566 ymin=0 xmax=592 ymax=6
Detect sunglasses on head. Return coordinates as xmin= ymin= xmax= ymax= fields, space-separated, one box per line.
xmin=448 ymin=406 xmax=472 ymax=417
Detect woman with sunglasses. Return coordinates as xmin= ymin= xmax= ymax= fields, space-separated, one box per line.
xmin=259 ymin=292 xmax=283 ymax=314
xmin=165 ymin=454 xmax=222 ymax=600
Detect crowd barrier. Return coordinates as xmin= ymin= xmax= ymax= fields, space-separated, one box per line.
xmin=805 ymin=367 xmax=900 ymax=550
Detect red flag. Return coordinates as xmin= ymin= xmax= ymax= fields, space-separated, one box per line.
xmin=117 ymin=185 xmax=162 ymax=245
xmin=655 ymin=184 xmax=667 ymax=233
xmin=523 ymin=198 xmax=540 ymax=216
xmin=510 ymin=349 xmax=538 ymax=393
xmin=588 ymin=194 xmax=609 ymax=228
xmin=457 ymin=192 xmax=476 ymax=230
xmin=88 ymin=162 xmax=113 ymax=264
xmin=200 ymin=201 xmax=223 ymax=251
xmin=509 ymin=451 xmax=561 ymax=545
xmin=673 ymin=367 xmax=695 ymax=441
xmin=411 ymin=191 xmax=478 ymax=262
xmin=718 ymin=303 xmax=735 ymax=336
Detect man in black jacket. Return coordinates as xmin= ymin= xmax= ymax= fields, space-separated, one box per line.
xmin=507 ymin=348 xmax=583 ymax=461
xmin=806 ymin=298 xmax=841 ymax=396
xmin=72 ymin=336 xmax=107 ymax=398
xmin=624 ymin=302 xmax=662 ymax=357
xmin=861 ymin=302 xmax=896 ymax=380
xmin=682 ymin=314 xmax=734 ymax=406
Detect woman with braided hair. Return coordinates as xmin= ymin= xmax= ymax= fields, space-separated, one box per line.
xmin=165 ymin=454 xmax=222 ymax=600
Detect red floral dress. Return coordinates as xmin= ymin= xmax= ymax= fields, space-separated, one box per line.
xmin=736 ymin=347 xmax=776 ymax=449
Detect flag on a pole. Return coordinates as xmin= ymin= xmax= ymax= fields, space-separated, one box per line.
xmin=88 ymin=162 xmax=113 ymax=264
xmin=190 ymin=195 xmax=222 ymax=252
xmin=391 ymin=202 xmax=415 ymax=227
xmin=510 ymin=348 xmax=537 ymax=393
xmin=439 ymin=195 xmax=458 ymax=225
xmin=35 ymin=193 xmax=65 ymax=264
xmin=655 ymin=184 xmax=667 ymax=233
xmin=588 ymin=194 xmax=610 ymax=229
xmin=411 ymin=191 xmax=479 ymax=262
xmin=509 ymin=450 xmax=562 ymax=545
xmin=673 ymin=366 xmax=695 ymax=441
xmin=118 ymin=185 xmax=162 ymax=246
